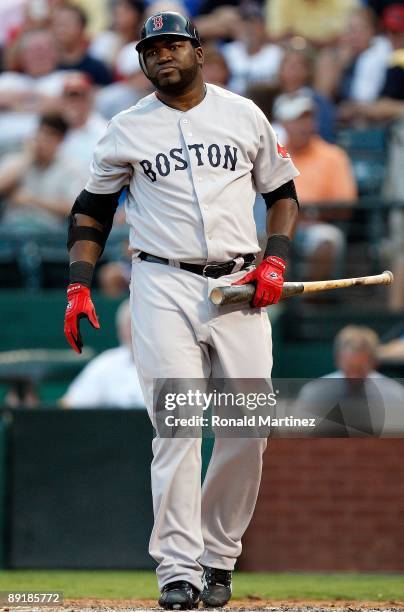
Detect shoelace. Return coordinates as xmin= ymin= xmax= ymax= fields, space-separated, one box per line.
xmin=204 ymin=567 xmax=232 ymax=587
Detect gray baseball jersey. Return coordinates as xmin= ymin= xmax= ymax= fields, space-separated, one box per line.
xmin=84 ymin=82 xmax=299 ymax=591
xmin=85 ymin=83 xmax=299 ymax=262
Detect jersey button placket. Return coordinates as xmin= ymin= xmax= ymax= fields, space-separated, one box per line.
xmin=180 ymin=117 xmax=211 ymax=260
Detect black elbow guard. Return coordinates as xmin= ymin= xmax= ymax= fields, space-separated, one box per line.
xmin=262 ymin=180 xmax=299 ymax=210
xmin=67 ymin=188 xmax=124 ymax=254
xmin=71 ymin=188 xmax=123 ymax=225
xmin=67 ymin=214 xmax=106 ymax=252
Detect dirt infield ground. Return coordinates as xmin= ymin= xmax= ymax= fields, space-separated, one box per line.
xmin=2 ymin=599 xmax=404 ymax=612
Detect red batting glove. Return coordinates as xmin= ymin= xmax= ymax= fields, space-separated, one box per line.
xmin=232 ymin=256 xmax=286 ymax=308
xmin=64 ymin=283 xmax=100 ymax=354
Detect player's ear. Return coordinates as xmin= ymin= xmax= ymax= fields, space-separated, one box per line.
xmin=195 ymin=46 xmax=204 ymax=67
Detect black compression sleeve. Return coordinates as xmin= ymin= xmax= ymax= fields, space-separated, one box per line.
xmin=262 ymin=180 xmax=299 ymax=210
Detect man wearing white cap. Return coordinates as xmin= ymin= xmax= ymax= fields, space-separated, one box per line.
xmin=273 ymin=92 xmax=357 ymax=282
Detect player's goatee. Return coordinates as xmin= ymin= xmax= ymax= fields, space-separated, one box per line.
xmin=150 ymin=62 xmax=199 ymax=95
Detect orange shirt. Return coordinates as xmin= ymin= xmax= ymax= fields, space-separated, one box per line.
xmin=290 ymin=136 xmax=357 ymax=204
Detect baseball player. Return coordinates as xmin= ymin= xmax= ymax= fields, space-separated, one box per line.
xmin=64 ymin=12 xmax=299 ymax=610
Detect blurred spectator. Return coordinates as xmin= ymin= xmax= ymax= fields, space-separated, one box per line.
xmin=0 ymin=28 xmax=62 ymax=95
xmin=378 ymin=4 xmax=404 ymax=313
xmin=279 ymin=46 xmax=336 ymax=141
xmin=195 ymin=5 xmax=242 ymax=42
xmin=2 ymin=2 xmax=64 ymax=73
xmin=273 ymin=93 xmax=357 ymax=281
xmin=366 ymin=0 xmax=404 ymax=18
xmin=71 ymin=0 xmax=111 ymax=37
xmin=89 ymin=0 xmax=144 ymax=76
xmin=333 ymin=326 xmax=382 ymax=378
xmin=202 ymin=44 xmax=230 ymax=88
xmin=0 ymin=113 xmax=87 ymax=230
xmin=222 ymin=2 xmax=283 ymax=95
xmin=61 ymin=299 xmax=145 ymax=409
xmin=0 ymin=0 xmax=27 ymax=49
xmin=275 ymin=94 xmax=357 ymax=201
xmin=385 ymin=226 xmax=404 ymax=312
xmin=51 ymin=3 xmax=113 ymax=86
xmin=177 ymin=0 xmax=203 ymax=17
xmin=95 ymin=56 xmax=151 ymax=119
xmin=296 ymin=325 xmax=404 ymax=436
xmin=315 ymin=7 xmax=392 ymax=103
xmin=145 ymin=0 xmax=188 ymax=16
xmin=98 ymin=258 xmax=131 ymax=297
xmin=338 ymin=5 xmax=404 ymax=310
xmin=198 ymin=0 xmax=240 ymax=12
xmin=384 ymin=127 xmax=404 ymax=311
xmin=266 ymin=0 xmax=360 ymax=47
xmin=339 ymin=4 xmax=404 ymax=121
xmin=247 ymin=46 xmax=336 ymax=141
xmin=382 ymin=3 xmax=404 ymax=102
xmin=59 ymin=72 xmax=107 ymax=168
xmin=0 ymin=28 xmax=66 ymax=149
xmin=378 ymin=332 xmax=404 ymax=361
xmin=3 ymin=380 xmax=40 ymax=409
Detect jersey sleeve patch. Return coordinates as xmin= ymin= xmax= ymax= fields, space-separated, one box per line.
xmin=277 ymin=142 xmax=290 ymax=159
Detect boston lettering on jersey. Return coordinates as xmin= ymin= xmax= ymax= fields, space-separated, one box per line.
xmin=140 ymin=143 xmax=238 ymax=182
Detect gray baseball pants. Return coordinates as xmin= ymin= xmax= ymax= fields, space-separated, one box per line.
xmin=130 ymin=258 xmax=272 ymax=591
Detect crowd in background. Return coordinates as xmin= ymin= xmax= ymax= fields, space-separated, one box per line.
xmin=0 ymin=1 xmax=403 ymax=286
xmin=0 ymin=1 xmax=404 ymax=300
xmin=0 ymin=0 xmax=404 ymax=407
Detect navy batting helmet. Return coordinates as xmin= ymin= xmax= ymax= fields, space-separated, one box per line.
xmin=135 ymin=12 xmax=201 ymax=54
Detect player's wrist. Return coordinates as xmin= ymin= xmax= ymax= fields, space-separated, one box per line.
xmin=264 ymin=234 xmax=291 ymax=262
xmin=69 ymin=261 xmax=94 ymax=288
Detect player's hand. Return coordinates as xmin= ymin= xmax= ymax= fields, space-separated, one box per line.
xmin=232 ymin=256 xmax=286 ymax=308
xmin=64 ymin=283 xmax=100 ymax=354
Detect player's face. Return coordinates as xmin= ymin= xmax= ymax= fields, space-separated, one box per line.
xmin=143 ymin=37 xmax=203 ymax=94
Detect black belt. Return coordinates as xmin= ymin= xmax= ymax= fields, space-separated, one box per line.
xmin=138 ymin=251 xmax=256 ymax=279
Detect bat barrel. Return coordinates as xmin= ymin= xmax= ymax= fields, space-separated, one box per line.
xmin=300 ymin=270 xmax=394 ymax=294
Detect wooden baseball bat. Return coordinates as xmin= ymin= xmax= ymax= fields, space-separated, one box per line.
xmin=209 ymin=270 xmax=394 ymax=306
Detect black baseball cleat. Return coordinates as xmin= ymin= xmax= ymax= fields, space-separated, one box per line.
xmin=200 ymin=566 xmax=232 ymax=607
xmin=158 ymin=580 xmax=200 ymax=610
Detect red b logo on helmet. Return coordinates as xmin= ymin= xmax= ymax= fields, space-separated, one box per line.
xmin=152 ymin=15 xmax=164 ymax=30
